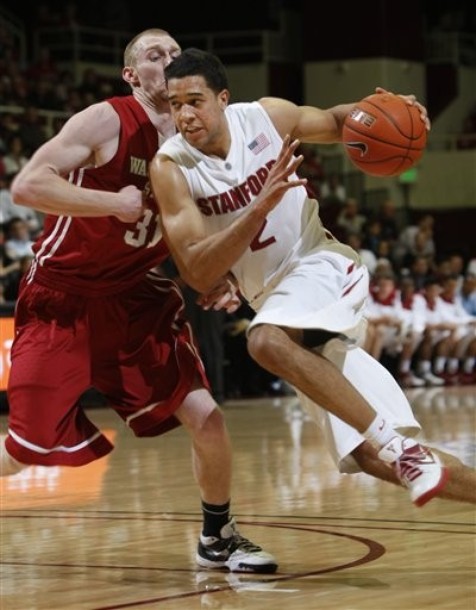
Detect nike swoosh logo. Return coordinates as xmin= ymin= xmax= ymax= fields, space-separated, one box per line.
xmin=345 ymin=142 xmax=368 ymax=157
xmin=202 ymin=547 xmax=231 ymax=560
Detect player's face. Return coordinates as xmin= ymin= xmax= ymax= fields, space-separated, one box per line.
xmin=126 ymin=34 xmax=181 ymax=101
xmin=167 ymin=75 xmax=229 ymax=154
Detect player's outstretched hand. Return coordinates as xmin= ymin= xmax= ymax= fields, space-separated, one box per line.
xmin=375 ymin=87 xmax=430 ymax=130
xmin=255 ymin=135 xmax=307 ymax=214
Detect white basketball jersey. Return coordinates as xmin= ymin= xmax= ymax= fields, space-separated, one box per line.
xmin=159 ymin=101 xmax=357 ymax=301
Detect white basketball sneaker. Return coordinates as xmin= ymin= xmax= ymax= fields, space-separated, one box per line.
xmin=196 ymin=517 xmax=278 ymax=573
xmin=421 ymin=371 xmax=445 ymax=387
xmin=378 ymin=437 xmax=449 ymax=506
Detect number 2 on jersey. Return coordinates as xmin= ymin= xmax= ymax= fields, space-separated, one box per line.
xmin=250 ymin=219 xmax=276 ymax=251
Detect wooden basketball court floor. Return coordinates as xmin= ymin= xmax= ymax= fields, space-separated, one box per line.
xmin=1 ymin=385 xmax=475 ymax=610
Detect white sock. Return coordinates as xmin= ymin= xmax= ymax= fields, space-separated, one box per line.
xmin=418 ymin=360 xmax=431 ymax=374
xmin=363 ymin=420 xmax=419 ymax=464
xmin=363 ymin=416 xmax=406 ymax=450
xmin=447 ymin=358 xmax=459 ymax=374
xmin=434 ymin=356 xmax=446 ymax=374
xmin=464 ymin=357 xmax=475 ymax=373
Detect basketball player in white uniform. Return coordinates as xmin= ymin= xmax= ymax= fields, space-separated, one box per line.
xmin=150 ymin=48 xmax=476 ymax=506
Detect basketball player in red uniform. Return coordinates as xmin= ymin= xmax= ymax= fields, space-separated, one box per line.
xmin=2 ymin=29 xmax=277 ymax=574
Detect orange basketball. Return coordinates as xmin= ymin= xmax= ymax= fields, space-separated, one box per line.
xmin=342 ymin=92 xmax=427 ymax=177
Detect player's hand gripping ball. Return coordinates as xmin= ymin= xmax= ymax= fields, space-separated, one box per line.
xmin=342 ymin=92 xmax=427 ymax=177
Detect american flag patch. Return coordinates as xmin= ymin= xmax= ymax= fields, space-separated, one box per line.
xmin=248 ymin=133 xmax=270 ymax=154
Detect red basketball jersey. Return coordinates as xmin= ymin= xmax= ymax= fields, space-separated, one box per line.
xmin=27 ymin=96 xmax=169 ymax=296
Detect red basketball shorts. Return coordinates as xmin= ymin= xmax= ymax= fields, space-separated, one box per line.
xmin=5 ymin=271 xmax=209 ymax=467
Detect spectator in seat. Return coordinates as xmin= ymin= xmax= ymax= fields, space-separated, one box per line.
xmin=365 ymin=271 xmax=425 ymax=388
xmin=336 ymin=197 xmax=367 ymax=238
xmin=459 ymin=273 xmax=476 ymax=317
xmin=4 ymin=217 xmax=35 ymax=262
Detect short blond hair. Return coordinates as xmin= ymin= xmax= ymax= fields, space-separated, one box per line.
xmin=123 ymin=28 xmax=171 ymax=67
